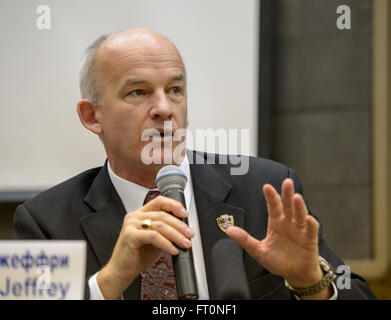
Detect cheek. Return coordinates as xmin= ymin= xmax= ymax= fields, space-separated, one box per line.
xmin=115 ymin=115 xmax=140 ymax=139
xmin=176 ymin=102 xmax=188 ymax=128
xmin=101 ymin=109 xmax=141 ymax=143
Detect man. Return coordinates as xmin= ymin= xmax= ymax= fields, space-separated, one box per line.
xmin=13 ymin=28 xmax=376 ymax=300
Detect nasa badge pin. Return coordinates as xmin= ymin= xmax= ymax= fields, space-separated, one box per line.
xmin=216 ymin=214 xmax=234 ymax=233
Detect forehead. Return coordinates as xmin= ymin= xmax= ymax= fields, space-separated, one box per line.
xmin=97 ymin=33 xmax=185 ymax=84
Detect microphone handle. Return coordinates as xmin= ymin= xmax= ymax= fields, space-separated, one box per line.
xmin=162 ymin=188 xmax=198 ymax=300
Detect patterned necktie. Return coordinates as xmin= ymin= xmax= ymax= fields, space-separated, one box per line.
xmin=140 ymin=190 xmax=178 ymax=300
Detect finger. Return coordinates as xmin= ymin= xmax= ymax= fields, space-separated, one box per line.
xmin=132 ymin=229 xmax=179 ymax=255
xmin=141 ymin=195 xmax=189 ymax=219
xmin=293 ymin=194 xmax=308 ymax=228
xmin=304 ymin=215 xmax=319 ymax=239
xmin=226 ymin=226 xmax=261 ymax=261
xmin=281 ymin=178 xmax=295 ymax=221
xmin=136 ymin=211 xmax=194 ymax=238
xmin=263 ymin=184 xmax=283 ymax=219
xmin=137 ymin=219 xmax=192 ymax=250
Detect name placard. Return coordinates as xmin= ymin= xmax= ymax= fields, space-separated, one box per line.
xmin=0 ymin=241 xmax=86 ymax=300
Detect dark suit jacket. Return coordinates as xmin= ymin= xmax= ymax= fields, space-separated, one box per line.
xmin=12 ymin=151 xmax=376 ymax=299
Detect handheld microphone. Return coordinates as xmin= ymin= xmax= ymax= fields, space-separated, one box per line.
xmin=155 ymin=165 xmax=198 ymax=300
xmin=211 ymin=238 xmax=251 ymax=299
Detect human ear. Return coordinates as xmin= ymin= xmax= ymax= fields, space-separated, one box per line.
xmin=76 ymin=99 xmax=102 ymax=135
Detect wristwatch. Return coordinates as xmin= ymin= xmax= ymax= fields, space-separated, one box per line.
xmin=284 ymin=256 xmax=336 ymax=297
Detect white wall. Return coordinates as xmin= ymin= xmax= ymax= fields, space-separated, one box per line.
xmin=0 ymin=0 xmax=258 ymax=191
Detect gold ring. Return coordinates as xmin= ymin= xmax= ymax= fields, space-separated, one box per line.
xmin=141 ymin=219 xmax=153 ymax=230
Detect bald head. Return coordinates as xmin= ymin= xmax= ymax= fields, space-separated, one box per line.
xmin=79 ymin=28 xmax=185 ymax=106
xmin=104 ymin=28 xmax=179 ymax=53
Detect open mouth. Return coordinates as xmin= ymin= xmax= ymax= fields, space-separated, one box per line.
xmin=151 ymin=131 xmax=172 ymax=138
xmin=141 ymin=128 xmax=173 ymax=141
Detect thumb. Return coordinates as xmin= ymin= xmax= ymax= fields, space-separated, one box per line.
xmin=226 ymin=226 xmax=261 ymax=261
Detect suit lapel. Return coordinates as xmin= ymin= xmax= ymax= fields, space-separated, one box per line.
xmin=189 ymin=151 xmax=246 ymax=299
xmin=80 ymin=162 xmax=141 ymax=299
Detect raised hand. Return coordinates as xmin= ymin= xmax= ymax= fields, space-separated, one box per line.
xmin=227 ymin=178 xmax=331 ymax=299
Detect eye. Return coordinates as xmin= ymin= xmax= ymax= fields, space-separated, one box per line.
xmin=128 ymin=89 xmax=146 ymax=96
xmin=170 ymin=86 xmax=182 ymax=95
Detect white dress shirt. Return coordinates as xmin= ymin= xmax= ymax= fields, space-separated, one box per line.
xmin=88 ymin=155 xmax=210 ymax=299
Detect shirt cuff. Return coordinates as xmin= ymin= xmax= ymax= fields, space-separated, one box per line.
xmin=88 ymin=272 xmax=105 ymax=300
xmin=294 ymin=282 xmax=338 ymax=300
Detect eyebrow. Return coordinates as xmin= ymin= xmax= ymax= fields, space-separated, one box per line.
xmin=122 ymin=74 xmax=186 ymax=88
xmin=171 ymin=74 xmax=185 ymax=82
xmin=124 ymin=79 xmax=147 ymax=86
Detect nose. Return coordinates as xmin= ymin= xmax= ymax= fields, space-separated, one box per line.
xmin=149 ymin=89 xmax=173 ymax=120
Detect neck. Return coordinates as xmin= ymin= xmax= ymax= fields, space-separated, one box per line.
xmin=109 ymin=162 xmax=160 ymax=189
xmin=107 ymin=156 xmax=185 ymax=189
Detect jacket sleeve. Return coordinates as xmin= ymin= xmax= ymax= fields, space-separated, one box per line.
xmin=288 ymin=167 xmax=377 ymax=300
xmin=12 ymin=204 xmax=46 ymax=240
xmin=12 ymin=203 xmax=92 ymax=300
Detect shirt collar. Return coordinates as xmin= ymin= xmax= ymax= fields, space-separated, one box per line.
xmin=107 ymin=156 xmax=192 ymax=213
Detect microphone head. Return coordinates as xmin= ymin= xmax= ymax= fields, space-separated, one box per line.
xmin=211 ymin=238 xmax=251 ymax=299
xmin=155 ymin=165 xmax=188 ymax=194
